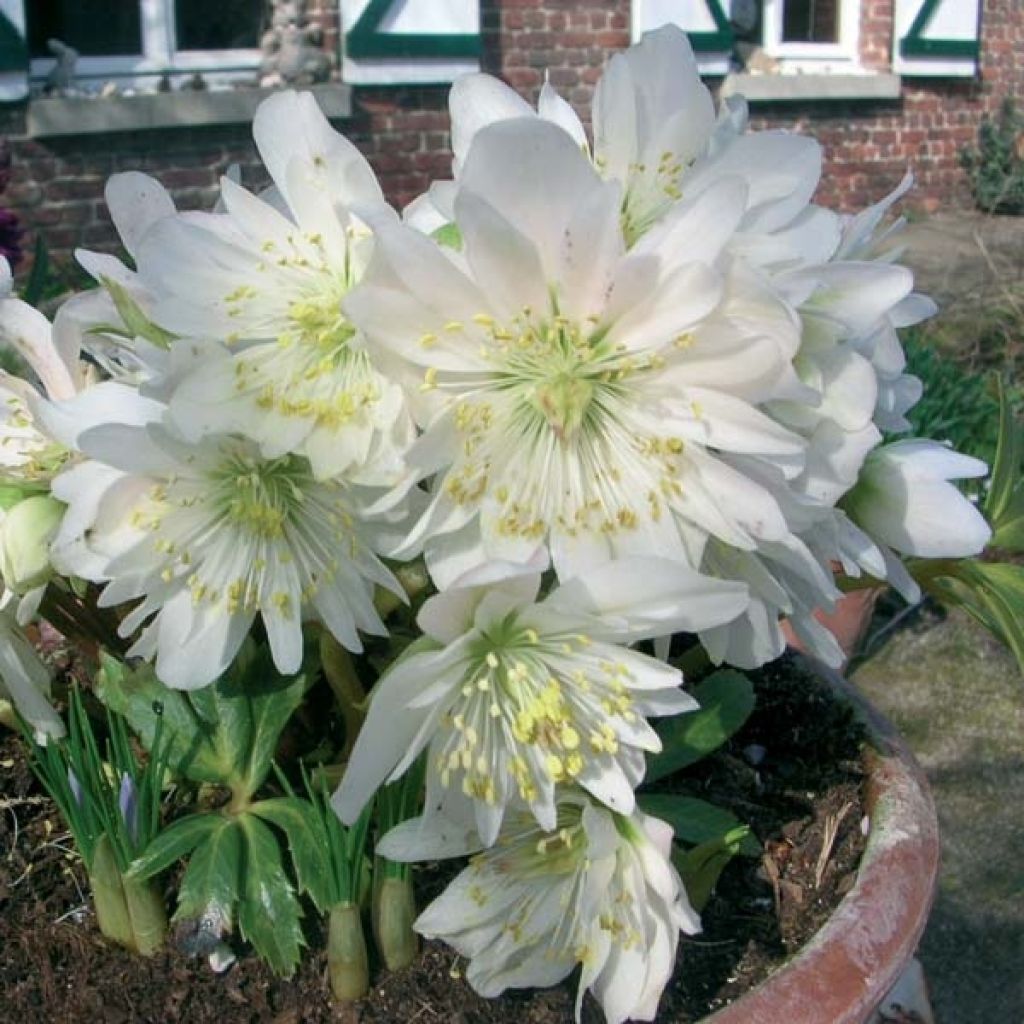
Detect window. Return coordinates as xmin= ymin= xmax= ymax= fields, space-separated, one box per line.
xmin=27 ymin=0 xmax=265 ymax=87
xmin=761 ymin=0 xmax=860 ymax=65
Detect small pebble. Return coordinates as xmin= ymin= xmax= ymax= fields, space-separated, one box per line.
xmin=207 ymin=944 xmax=236 ymax=974
xmin=743 ymin=743 xmax=766 ymax=766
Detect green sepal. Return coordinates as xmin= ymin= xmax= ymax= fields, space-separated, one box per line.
xmin=637 ymin=793 xmax=760 ymax=857
xmin=430 ymin=222 xmax=462 ymax=250
xmin=673 ymin=826 xmax=750 ymax=913
xmin=236 ymin=813 xmax=306 ymax=977
xmin=250 ymin=796 xmax=333 ymax=913
xmin=646 ymin=669 xmax=755 ymax=783
xmin=101 ymin=276 xmax=177 ymax=349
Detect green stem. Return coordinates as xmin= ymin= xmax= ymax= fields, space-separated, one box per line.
xmin=320 ymin=633 xmax=366 ymax=760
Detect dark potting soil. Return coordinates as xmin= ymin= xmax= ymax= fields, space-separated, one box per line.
xmin=0 ymin=655 xmax=866 ymax=1023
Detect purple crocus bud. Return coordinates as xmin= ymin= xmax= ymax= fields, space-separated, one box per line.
xmin=118 ymin=772 xmax=140 ymax=847
xmin=67 ymin=767 xmax=84 ymax=808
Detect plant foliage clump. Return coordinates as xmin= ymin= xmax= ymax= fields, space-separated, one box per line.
xmin=960 ymin=98 xmax=1024 ymax=214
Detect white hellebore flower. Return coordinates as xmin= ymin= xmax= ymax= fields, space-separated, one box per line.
xmin=843 ymin=439 xmax=991 ymax=562
xmin=127 ymin=91 xmax=413 ymax=484
xmin=46 ymin=388 xmax=401 ymax=689
xmin=421 ymin=25 xmax=824 ymax=265
xmin=0 ymin=254 xmax=86 ymax=484
xmin=0 ymin=593 xmax=64 ymax=741
xmin=347 ymin=116 xmax=805 ymax=587
xmin=335 ymin=557 xmax=747 ymax=844
xmin=387 ymin=793 xmax=699 ymax=1024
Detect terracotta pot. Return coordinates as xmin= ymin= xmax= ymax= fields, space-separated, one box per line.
xmin=705 ymin=661 xmax=939 ymax=1024
xmin=783 ymin=587 xmax=883 ymax=666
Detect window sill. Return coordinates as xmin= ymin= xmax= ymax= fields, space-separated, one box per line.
xmin=26 ymin=83 xmax=352 ymax=138
xmin=719 ymin=72 xmax=902 ymax=103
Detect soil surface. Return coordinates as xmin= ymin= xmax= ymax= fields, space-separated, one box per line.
xmin=0 ymin=656 xmax=866 ymax=1023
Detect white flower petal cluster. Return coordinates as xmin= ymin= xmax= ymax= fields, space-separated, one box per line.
xmin=0 ymin=23 xmax=999 ymax=1021
xmin=121 ymin=92 xmax=415 ymax=485
xmin=335 ymin=558 xmax=747 ymax=843
xmin=46 ymin=383 xmax=402 ymax=690
xmin=385 ymin=793 xmax=699 ymax=1024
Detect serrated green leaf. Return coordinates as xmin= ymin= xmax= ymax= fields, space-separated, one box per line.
xmin=97 ymin=653 xmax=224 ymax=784
xmin=646 ymin=669 xmax=755 ymax=783
xmin=237 ymin=813 xmax=305 ymax=976
xmin=638 ymin=794 xmax=760 ymax=857
xmin=130 ymin=813 xmax=223 ymax=880
xmin=672 ymin=826 xmax=749 ymax=912
xmin=173 ymin=817 xmax=244 ymax=925
xmin=250 ymin=796 xmax=333 ymax=912
xmin=241 ymin=673 xmax=307 ymax=795
xmin=101 ymin=276 xmax=177 ymax=349
xmin=430 ymin=222 xmax=462 ymax=250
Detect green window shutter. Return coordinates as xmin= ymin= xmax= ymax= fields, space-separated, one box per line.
xmin=345 ymin=0 xmax=479 ymax=59
xmin=894 ymin=0 xmax=981 ymax=77
xmin=631 ymin=0 xmax=734 ymax=74
xmin=0 ymin=1 xmax=28 ymax=101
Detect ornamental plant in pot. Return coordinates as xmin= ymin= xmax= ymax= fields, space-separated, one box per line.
xmin=1 ymin=25 xmax=1021 ymax=1024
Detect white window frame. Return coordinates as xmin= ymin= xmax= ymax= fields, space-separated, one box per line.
xmin=761 ymin=0 xmax=861 ymax=69
xmin=28 ymin=0 xmax=261 ymax=89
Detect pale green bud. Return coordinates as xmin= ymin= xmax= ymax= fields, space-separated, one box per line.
xmin=373 ymin=874 xmax=418 ymax=971
xmin=89 ymin=834 xmax=166 ymax=956
xmin=328 ymin=902 xmax=370 ymax=1001
xmin=0 ymin=494 xmax=63 ymax=593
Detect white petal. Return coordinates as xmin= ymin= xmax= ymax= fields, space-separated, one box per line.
xmin=104 ymin=171 xmax=176 ymax=258
xmin=449 ymin=73 xmax=535 ymax=173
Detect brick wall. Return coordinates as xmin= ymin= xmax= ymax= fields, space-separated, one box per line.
xmin=0 ymin=0 xmax=1021 ymax=275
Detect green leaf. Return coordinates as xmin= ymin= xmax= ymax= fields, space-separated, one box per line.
xmin=96 ymin=653 xmax=224 ymax=784
xmin=673 ymin=826 xmax=750 ymax=913
xmin=240 ymin=671 xmax=307 ymax=796
xmin=23 ymin=235 xmax=50 ymax=308
xmin=250 ymin=796 xmax=333 ymax=912
xmin=638 ymin=794 xmax=760 ymax=857
xmin=173 ymin=817 xmax=244 ymax=926
xmin=430 ymin=222 xmax=462 ymax=250
xmin=646 ymin=669 xmax=755 ymax=783
xmin=130 ymin=813 xmax=223 ymax=880
xmin=237 ymin=813 xmax=306 ymax=976
xmin=101 ymin=276 xmax=177 ymax=349
xmin=985 ymin=376 xmax=1022 ymax=531
xmin=924 ymin=559 xmax=1024 ymax=673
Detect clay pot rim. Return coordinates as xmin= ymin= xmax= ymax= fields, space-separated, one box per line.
xmin=703 ymin=658 xmax=940 ymax=1024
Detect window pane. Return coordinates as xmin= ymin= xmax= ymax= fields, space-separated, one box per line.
xmin=27 ymin=0 xmax=142 ymax=58
xmin=781 ymin=0 xmax=841 ymax=44
xmin=175 ymin=0 xmax=265 ymax=51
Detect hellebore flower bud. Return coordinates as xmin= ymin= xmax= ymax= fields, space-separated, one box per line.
xmin=0 ymin=493 xmax=63 ymax=593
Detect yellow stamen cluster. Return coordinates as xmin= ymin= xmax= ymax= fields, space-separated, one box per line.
xmin=434 ymin=627 xmax=639 ymax=811
xmin=417 ymin=305 xmax=693 ymax=546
